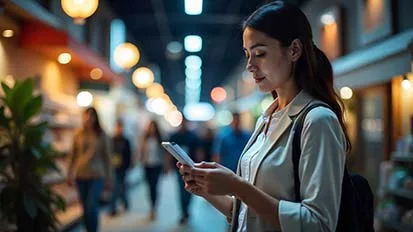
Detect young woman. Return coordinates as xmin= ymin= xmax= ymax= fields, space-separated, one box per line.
xmin=67 ymin=107 xmax=112 ymax=232
xmin=140 ymin=120 xmax=165 ymax=221
xmin=178 ymin=1 xmax=351 ymax=231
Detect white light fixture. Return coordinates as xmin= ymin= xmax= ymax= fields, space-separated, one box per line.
xmin=340 ymin=87 xmax=353 ymax=100
xmin=184 ymin=0 xmax=203 ymax=15
xmin=90 ymin=68 xmax=103 ymax=80
xmin=402 ymin=76 xmax=412 ymax=90
xmin=76 ymin=91 xmax=93 ymax=107
xmin=184 ymin=35 xmax=202 ymax=52
xmin=2 ymin=30 xmax=14 ymax=38
xmin=321 ymin=13 xmax=335 ymax=25
xmin=132 ymin=67 xmax=155 ymax=88
xmin=185 ymin=55 xmax=202 ymax=69
xmin=185 ymin=67 xmax=202 ymax=78
xmin=61 ymin=0 xmax=99 ymax=24
xmin=113 ymin=42 xmax=140 ymax=69
xmin=183 ymin=102 xmax=215 ymax=121
xmin=58 ymin=53 xmax=72 ymax=64
xmin=185 ymin=77 xmax=202 ymax=89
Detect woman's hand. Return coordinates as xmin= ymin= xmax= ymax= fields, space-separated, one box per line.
xmin=178 ymin=161 xmax=241 ymax=196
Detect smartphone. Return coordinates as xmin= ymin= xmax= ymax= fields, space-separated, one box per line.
xmin=161 ymin=142 xmax=195 ymax=167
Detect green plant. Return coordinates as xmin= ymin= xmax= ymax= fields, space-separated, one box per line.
xmin=0 ymin=78 xmax=65 ymax=232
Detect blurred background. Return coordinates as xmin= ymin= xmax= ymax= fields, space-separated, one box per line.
xmin=0 ymin=0 xmax=413 ymax=231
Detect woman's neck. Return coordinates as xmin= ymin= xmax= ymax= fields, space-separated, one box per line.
xmin=274 ymin=81 xmax=300 ymax=111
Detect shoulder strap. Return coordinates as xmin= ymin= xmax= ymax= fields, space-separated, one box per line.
xmin=292 ymin=103 xmax=330 ymax=202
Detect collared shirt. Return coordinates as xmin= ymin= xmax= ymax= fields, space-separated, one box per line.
xmin=237 ymin=98 xmax=288 ymax=232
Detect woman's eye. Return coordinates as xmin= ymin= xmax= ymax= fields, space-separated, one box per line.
xmin=256 ymin=52 xmax=265 ymax=57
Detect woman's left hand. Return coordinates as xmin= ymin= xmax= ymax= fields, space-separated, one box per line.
xmin=186 ymin=162 xmax=241 ymax=196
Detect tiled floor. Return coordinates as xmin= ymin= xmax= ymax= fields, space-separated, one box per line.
xmin=71 ymin=167 xmax=228 ymax=232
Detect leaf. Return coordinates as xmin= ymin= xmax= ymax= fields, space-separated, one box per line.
xmin=1 ymin=82 xmax=12 ymax=96
xmin=10 ymin=79 xmax=34 ymax=123
xmin=24 ymin=122 xmax=48 ymax=146
xmin=23 ymin=194 xmax=38 ymax=219
xmin=0 ymin=106 xmax=9 ymax=128
xmin=22 ymin=95 xmax=42 ymax=123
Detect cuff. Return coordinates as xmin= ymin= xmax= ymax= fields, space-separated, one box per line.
xmin=279 ymin=200 xmax=301 ymax=232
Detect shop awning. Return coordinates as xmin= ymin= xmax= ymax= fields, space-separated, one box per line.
xmin=19 ymin=22 xmax=123 ymax=84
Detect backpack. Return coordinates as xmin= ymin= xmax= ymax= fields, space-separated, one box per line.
xmin=292 ymin=103 xmax=375 ymax=232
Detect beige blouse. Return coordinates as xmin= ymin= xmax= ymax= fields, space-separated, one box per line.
xmin=69 ymin=130 xmax=112 ymax=181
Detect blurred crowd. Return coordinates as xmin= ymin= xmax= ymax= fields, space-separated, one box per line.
xmin=67 ymin=107 xmax=251 ymax=232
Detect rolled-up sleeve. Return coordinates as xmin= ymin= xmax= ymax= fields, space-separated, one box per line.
xmin=279 ymin=108 xmax=346 ymax=232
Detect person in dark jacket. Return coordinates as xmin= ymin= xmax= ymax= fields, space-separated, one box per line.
xmin=109 ymin=119 xmax=132 ymax=216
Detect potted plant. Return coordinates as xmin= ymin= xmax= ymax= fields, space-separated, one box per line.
xmin=0 ymin=78 xmax=65 ymax=232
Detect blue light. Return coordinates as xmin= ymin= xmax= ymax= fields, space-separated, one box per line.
xmin=184 ymin=0 xmax=203 ymax=15
xmin=184 ymin=35 xmax=202 ymax=52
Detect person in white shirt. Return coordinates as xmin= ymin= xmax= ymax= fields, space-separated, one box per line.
xmin=177 ymin=1 xmax=352 ymax=231
xmin=140 ymin=120 xmax=165 ymax=221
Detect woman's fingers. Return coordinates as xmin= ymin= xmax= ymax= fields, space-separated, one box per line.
xmin=195 ymin=161 xmax=218 ymax=169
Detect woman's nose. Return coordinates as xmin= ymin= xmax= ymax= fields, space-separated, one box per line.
xmin=246 ymin=62 xmax=256 ymax=72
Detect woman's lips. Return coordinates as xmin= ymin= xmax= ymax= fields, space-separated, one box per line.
xmin=254 ymin=76 xmax=265 ymax=83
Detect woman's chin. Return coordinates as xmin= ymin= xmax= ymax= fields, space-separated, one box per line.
xmin=257 ymin=85 xmax=274 ymax=93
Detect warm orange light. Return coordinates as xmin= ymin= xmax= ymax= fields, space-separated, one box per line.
xmin=90 ymin=68 xmax=103 ymax=80
xmin=61 ymin=0 xmax=99 ymax=24
xmin=146 ymin=83 xmax=164 ymax=98
xmin=58 ymin=53 xmax=72 ymax=64
xmin=2 ymin=30 xmax=14 ymax=38
xmin=132 ymin=67 xmax=154 ymax=88
xmin=211 ymin=87 xmax=227 ymax=103
xmin=113 ymin=43 xmax=140 ymax=69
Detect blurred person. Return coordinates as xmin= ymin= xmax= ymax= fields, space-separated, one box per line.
xmin=109 ymin=119 xmax=132 ymax=216
xmin=167 ymin=117 xmax=201 ymax=224
xmin=199 ymin=127 xmax=215 ymax=162
xmin=212 ymin=112 xmax=250 ymax=172
xmin=67 ymin=107 xmax=112 ymax=232
xmin=177 ymin=1 xmax=355 ymax=231
xmin=140 ymin=120 xmax=164 ymax=221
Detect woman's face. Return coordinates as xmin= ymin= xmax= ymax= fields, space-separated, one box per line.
xmin=83 ymin=111 xmax=96 ymax=128
xmin=243 ymin=27 xmax=294 ymax=93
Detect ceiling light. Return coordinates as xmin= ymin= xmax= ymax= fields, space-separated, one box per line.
xmin=211 ymin=87 xmax=227 ymax=103
xmin=185 ymin=55 xmax=202 ymax=69
xmin=90 ymin=68 xmax=103 ymax=80
xmin=321 ymin=13 xmax=335 ymax=25
xmin=183 ymin=102 xmax=215 ymax=121
xmin=185 ymin=67 xmax=202 ymax=79
xmin=401 ymin=76 xmax=412 ymax=90
xmin=113 ymin=42 xmax=140 ymax=69
xmin=185 ymin=0 xmax=203 ymax=15
xmin=132 ymin=67 xmax=154 ymax=88
xmin=2 ymin=30 xmax=14 ymax=38
xmin=76 ymin=91 xmax=93 ymax=107
xmin=184 ymin=35 xmax=202 ymax=52
xmin=61 ymin=0 xmax=99 ymax=24
xmin=146 ymin=83 xmax=164 ymax=98
xmin=58 ymin=53 xmax=72 ymax=64
xmin=340 ymin=87 xmax=353 ymax=100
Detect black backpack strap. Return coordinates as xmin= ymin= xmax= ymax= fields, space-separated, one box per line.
xmin=292 ymin=103 xmax=330 ymax=202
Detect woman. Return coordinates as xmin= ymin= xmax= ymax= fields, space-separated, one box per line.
xmin=140 ymin=120 xmax=164 ymax=221
xmin=178 ymin=1 xmax=351 ymax=231
xmin=67 ymin=107 xmax=112 ymax=232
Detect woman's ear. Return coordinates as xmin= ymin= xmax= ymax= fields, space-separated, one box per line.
xmin=288 ymin=39 xmax=303 ymax=62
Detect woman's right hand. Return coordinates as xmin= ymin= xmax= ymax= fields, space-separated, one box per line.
xmin=177 ymin=162 xmax=207 ymax=197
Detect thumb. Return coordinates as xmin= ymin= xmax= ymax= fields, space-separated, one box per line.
xmin=195 ymin=161 xmax=219 ymax=169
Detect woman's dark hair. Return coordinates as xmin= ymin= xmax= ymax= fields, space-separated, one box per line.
xmin=243 ymin=1 xmax=351 ymax=154
xmin=144 ymin=120 xmax=163 ymax=143
xmin=84 ymin=107 xmax=103 ymax=135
